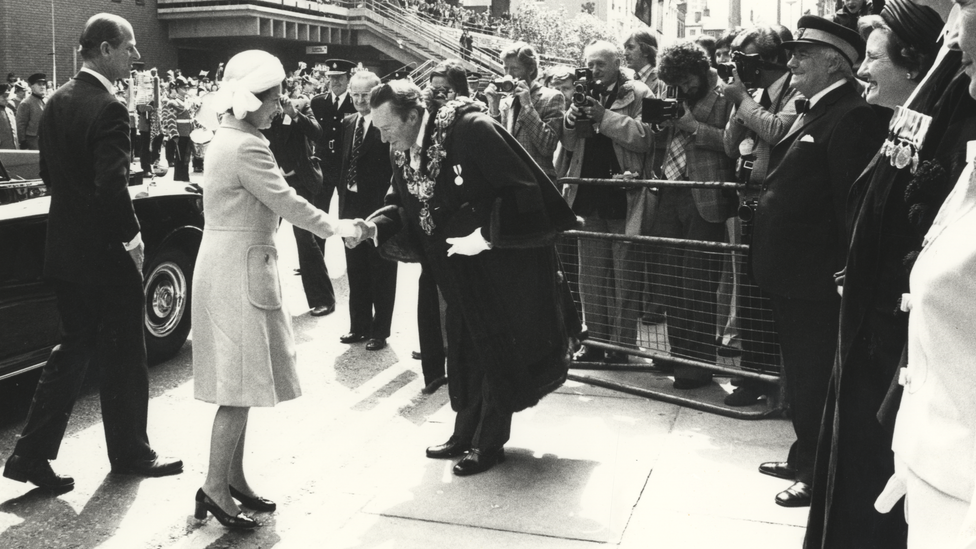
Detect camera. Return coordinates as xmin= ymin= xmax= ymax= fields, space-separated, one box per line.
xmin=641 ymin=86 xmax=686 ymax=125
xmin=736 ymin=152 xmax=757 ymax=184
xmin=738 ymin=198 xmax=759 ymax=240
xmin=717 ymin=51 xmax=765 ymax=88
xmin=571 ymin=68 xmax=609 ymax=111
xmin=492 ymin=75 xmax=517 ymax=93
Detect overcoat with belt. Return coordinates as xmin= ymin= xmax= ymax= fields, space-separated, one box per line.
xmin=370 ymin=104 xmax=579 ymax=413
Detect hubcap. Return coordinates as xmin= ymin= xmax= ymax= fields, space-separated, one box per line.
xmin=145 ymin=261 xmax=187 ymax=338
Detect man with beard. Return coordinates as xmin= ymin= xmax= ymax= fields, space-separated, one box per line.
xmin=348 ymin=80 xmax=578 ymax=476
xmin=652 ymin=41 xmax=736 ymax=389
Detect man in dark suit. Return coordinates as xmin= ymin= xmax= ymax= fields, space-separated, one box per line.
xmin=263 ymin=94 xmax=335 ymax=316
xmin=337 ymin=70 xmax=397 ymax=351
xmin=351 ymin=80 xmax=579 ymax=476
xmin=2 ymin=13 xmax=182 ymax=493
xmin=750 ymin=16 xmax=880 ymax=508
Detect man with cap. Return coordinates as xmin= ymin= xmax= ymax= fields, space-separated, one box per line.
xmin=751 ymin=15 xmax=882 ymax=508
xmin=0 ymin=84 xmax=18 ymax=149
xmin=307 ymin=59 xmax=357 ymax=315
xmin=16 ymin=73 xmax=46 ymax=149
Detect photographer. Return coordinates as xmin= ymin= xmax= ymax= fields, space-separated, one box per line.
xmin=561 ymin=40 xmax=655 ymax=363
xmin=651 ymin=42 xmax=736 ymax=390
xmin=720 ymin=25 xmax=801 ymax=407
xmin=486 ymin=43 xmax=565 ymax=179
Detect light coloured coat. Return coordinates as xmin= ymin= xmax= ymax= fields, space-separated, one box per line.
xmin=192 ymin=115 xmax=339 ymax=407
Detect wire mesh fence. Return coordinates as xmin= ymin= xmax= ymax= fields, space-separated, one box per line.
xmin=556 ymin=177 xmax=784 ymax=419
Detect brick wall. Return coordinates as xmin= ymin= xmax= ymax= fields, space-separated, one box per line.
xmin=0 ymin=0 xmax=178 ymax=87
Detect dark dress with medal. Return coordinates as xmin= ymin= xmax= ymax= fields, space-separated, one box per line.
xmin=804 ymin=48 xmax=976 ymax=549
xmin=370 ymin=102 xmax=579 ymax=446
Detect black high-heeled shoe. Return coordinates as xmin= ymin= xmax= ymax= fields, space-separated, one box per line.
xmin=194 ymin=488 xmax=259 ymax=529
xmin=229 ymin=484 xmax=277 ymax=512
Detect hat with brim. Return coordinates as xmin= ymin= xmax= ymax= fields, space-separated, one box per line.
xmin=783 ymin=15 xmax=865 ymax=66
xmin=323 ymin=59 xmax=355 ymax=76
xmin=27 ymin=73 xmax=47 ymax=86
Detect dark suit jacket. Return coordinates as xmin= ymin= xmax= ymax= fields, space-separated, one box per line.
xmin=309 ymin=92 xmax=356 ymax=165
xmin=41 ymin=71 xmax=140 ymax=286
xmin=337 ymin=113 xmax=393 ymax=219
xmin=751 ymin=81 xmax=880 ymax=301
xmin=263 ymin=108 xmax=323 ymax=197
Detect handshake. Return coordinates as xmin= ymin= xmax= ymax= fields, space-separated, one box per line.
xmin=334 ymin=218 xmax=377 ymax=249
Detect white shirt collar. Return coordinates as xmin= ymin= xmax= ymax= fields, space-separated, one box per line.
xmin=358 ymin=112 xmax=372 ymax=130
xmin=80 ymin=67 xmax=115 ymax=94
xmin=332 ymin=91 xmax=348 ymax=104
xmin=806 ymin=78 xmax=847 ymax=110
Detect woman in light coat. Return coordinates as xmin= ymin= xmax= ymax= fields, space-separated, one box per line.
xmin=191 ymin=50 xmax=360 ymax=529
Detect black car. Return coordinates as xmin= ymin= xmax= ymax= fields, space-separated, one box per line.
xmin=0 ymin=156 xmax=204 ymax=381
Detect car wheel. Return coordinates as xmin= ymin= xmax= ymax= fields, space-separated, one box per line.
xmin=144 ymin=247 xmax=193 ymax=364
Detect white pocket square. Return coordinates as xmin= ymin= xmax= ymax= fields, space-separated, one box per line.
xmin=799 ymin=134 xmax=815 ymax=143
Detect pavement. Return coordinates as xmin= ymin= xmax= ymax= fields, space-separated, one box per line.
xmin=0 ymin=169 xmax=806 ymax=548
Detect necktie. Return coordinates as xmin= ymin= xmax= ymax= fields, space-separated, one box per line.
xmin=794 ymin=98 xmax=809 ymax=114
xmin=662 ymin=128 xmax=694 ymax=181
xmin=346 ymin=116 xmax=365 ymax=191
xmin=759 ymin=89 xmax=772 ymax=110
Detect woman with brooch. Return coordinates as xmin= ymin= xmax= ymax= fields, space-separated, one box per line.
xmin=191 ymin=50 xmax=363 ymax=529
xmin=347 ymin=79 xmax=579 ymax=476
xmin=803 ymin=0 xmax=960 ymax=547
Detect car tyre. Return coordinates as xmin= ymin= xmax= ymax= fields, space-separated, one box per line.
xmin=144 ymin=247 xmax=193 ymax=365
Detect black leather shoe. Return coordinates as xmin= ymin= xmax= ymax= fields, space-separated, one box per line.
xmin=339 ymin=332 xmax=366 ymax=344
xmin=606 ymin=351 xmax=630 ymax=364
xmin=426 ymin=436 xmax=471 ymax=459
xmin=310 ymin=304 xmax=335 ymax=317
xmin=672 ymin=378 xmax=711 ymax=390
xmin=3 ymin=455 xmax=74 ymax=493
xmin=411 ymin=351 xmax=422 ymax=360
xmin=775 ymin=481 xmax=812 ymax=508
xmin=758 ymin=461 xmax=796 ymax=480
xmin=365 ymin=338 xmax=387 ymax=351
xmin=195 ymin=488 xmax=259 ymax=529
xmin=229 ymin=484 xmax=276 ymax=512
xmin=724 ymin=384 xmax=766 ymax=407
xmin=453 ymin=448 xmax=506 ymax=476
xmin=112 ymin=455 xmax=183 ymax=477
xmin=573 ymin=346 xmax=604 ymax=362
xmin=421 ymin=375 xmax=447 ymax=395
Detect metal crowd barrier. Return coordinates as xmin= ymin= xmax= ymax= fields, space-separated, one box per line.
xmin=557 ymin=177 xmax=784 ymax=420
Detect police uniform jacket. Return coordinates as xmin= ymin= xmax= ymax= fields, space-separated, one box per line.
xmin=16 ymin=93 xmax=43 ymax=143
xmin=310 ymin=91 xmax=355 ymax=166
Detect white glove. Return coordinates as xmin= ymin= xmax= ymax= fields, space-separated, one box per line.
xmin=446 ymin=227 xmax=491 ymax=257
xmin=334 ymin=218 xmax=364 ymax=239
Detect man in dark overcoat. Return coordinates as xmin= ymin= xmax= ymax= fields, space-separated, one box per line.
xmin=336 ymin=70 xmax=398 ymax=350
xmin=350 ymin=80 xmax=578 ymax=476
xmin=750 ymin=16 xmax=881 ymax=508
xmin=2 ymin=13 xmax=182 ymax=493
xmin=264 ymin=93 xmax=335 ymax=316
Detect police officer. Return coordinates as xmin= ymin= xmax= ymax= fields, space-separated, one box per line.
xmin=310 ymin=59 xmax=357 ymax=215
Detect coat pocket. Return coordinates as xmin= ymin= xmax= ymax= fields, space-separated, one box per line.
xmin=245 ymin=245 xmax=282 ymax=310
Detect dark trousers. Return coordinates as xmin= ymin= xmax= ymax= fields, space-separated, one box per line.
xmin=651 ymin=187 xmax=727 ymax=382
xmin=769 ymin=293 xmax=838 ymax=484
xmin=14 ymin=276 xmax=152 ymax=466
xmin=167 ymin=136 xmax=192 ymax=182
xmin=418 ymin=265 xmax=446 ymax=385
xmin=344 ymin=243 xmax=398 ymax=339
xmin=292 ymin=181 xmax=334 ymax=308
xmin=736 ymin=250 xmax=780 ymax=374
xmin=453 ymin=324 xmax=513 ymax=450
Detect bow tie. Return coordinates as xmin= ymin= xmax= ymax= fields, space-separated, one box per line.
xmin=795 ymin=99 xmax=810 ymax=115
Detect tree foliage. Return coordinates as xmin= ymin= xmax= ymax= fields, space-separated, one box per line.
xmin=506 ymin=3 xmax=619 ymax=65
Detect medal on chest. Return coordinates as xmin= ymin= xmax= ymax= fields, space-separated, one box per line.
xmin=883 ymin=106 xmax=932 ymax=174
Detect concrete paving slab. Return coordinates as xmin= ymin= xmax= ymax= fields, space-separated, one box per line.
xmin=361 ymin=392 xmax=680 ymax=544
xmin=619 ymin=509 xmax=805 ymax=549
xmin=634 ymin=408 xmax=805 ymax=527
xmin=326 ymin=513 xmax=604 ymax=549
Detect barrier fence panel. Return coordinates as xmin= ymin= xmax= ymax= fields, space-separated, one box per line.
xmin=557 ymin=177 xmax=784 ymax=420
